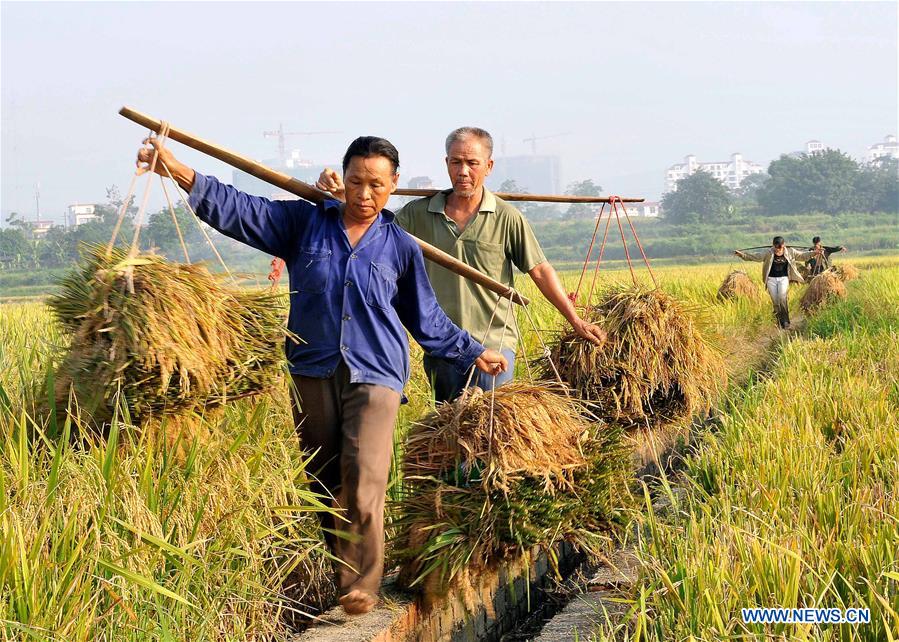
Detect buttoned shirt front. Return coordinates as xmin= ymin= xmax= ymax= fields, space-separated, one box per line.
xmin=188 ymin=173 xmax=484 ymax=394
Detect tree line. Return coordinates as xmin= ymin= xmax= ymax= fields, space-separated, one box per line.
xmin=661 ymin=151 xmax=898 ymax=224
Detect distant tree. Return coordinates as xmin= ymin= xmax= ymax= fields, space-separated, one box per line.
xmin=737 ymin=172 xmax=770 ymax=201
xmin=498 ymin=179 xmax=526 ymax=194
xmin=564 ymin=179 xmax=602 ymax=220
xmin=0 ymin=227 xmax=31 ymax=270
xmin=38 ymin=225 xmax=77 ymax=268
xmin=757 ymin=150 xmax=859 ymax=214
xmin=854 ymin=157 xmax=899 ymax=213
xmin=661 ymin=170 xmax=733 ymax=224
xmin=145 ymin=204 xmax=202 ymax=259
xmin=5 ymin=211 xmax=35 ymax=237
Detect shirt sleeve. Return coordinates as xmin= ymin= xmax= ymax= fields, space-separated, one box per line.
xmin=394 ymin=240 xmax=485 ymax=373
xmin=793 ymin=249 xmax=817 ymax=262
xmin=188 ymin=172 xmax=314 ymax=259
xmin=740 ymin=251 xmax=766 ymax=262
xmin=505 ymin=208 xmax=547 ymax=273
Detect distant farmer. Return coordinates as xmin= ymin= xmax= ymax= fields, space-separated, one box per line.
xmin=316 ymin=127 xmax=606 ymax=402
xmin=806 ymin=236 xmax=846 ymax=276
xmin=137 ymin=136 xmax=507 ymax=616
xmin=735 ymin=237 xmax=820 ymax=329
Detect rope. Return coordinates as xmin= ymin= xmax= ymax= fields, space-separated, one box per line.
xmin=459 ymin=286 xmax=510 ymax=403
xmin=585 ymin=200 xmax=615 ymax=307
xmin=616 ymin=198 xmax=658 ymax=288
xmin=519 ymin=296 xmax=565 ymax=387
xmin=158 ymin=175 xmax=191 ymax=263
xmin=127 ymin=123 xmax=171 ymax=258
xmin=571 ymin=203 xmax=606 ymax=305
xmin=486 ymin=299 xmax=515 ymax=465
xmin=104 ymin=144 xmax=146 ymax=258
xmin=610 ymin=197 xmax=638 ymax=286
xmin=155 ymin=121 xmax=191 ymax=264
xmin=159 ymin=159 xmax=235 ymax=283
xmin=509 ymin=304 xmax=533 ymax=382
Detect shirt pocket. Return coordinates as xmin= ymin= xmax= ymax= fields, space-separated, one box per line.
xmin=462 ymin=239 xmax=506 ymax=274
xmin=297 ymin=247 xmax=332 ymax=294
xmin=366 ymin=261 xmax=398 ymax=310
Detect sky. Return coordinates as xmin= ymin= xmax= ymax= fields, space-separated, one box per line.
xmin=2 ymin=1 xmax=897 ymax=225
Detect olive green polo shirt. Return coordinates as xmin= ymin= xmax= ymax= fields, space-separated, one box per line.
xmin=395 ymin=188 xmax=546 ymax=351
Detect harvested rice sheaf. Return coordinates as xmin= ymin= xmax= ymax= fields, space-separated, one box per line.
xmin=49 ymin=246 xmax=290 ymax=424
xmin=830 ymin=264 xmax=860 ymax=282
xmin=404 ymin=383 xmax=592 ymax=493
xmin=396 ymin=382 xmax=630 ymax=595
xmin=800 ymin=270 xmax=847 ymax=313
xmin=544 ymin=285 xmax=726 ymax=428
xmin=717 ymin=270 xmax=759 ymax=301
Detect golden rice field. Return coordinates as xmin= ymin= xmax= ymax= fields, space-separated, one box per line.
xmin=1 ymin=254 xmax=898 ymax=641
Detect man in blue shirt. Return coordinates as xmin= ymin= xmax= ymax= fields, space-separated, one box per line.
xmin=137 ymin=135 xmax=507 ymax=615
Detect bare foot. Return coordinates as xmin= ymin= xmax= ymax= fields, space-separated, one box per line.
xmin=339 ymin=590 xmax=377 ymax=615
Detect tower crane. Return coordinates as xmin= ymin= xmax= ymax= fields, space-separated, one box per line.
xmin=522 ymin=132 xmax=571 ymax=155
xmin=263 ymin=124 xmax=339 ymax=165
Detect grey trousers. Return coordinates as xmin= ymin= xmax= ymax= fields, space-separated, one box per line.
xmin=290 ymin=363 xmax=401 ymax=596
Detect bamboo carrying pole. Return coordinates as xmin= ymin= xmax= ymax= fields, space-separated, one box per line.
xmin=395 ymin=188 xmax=643 ymax=204
xmin=120 ymin=106 xmax=531 ymax=306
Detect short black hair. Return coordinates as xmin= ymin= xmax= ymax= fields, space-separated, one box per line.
xmin=342 ymin=136 xmax=400 ymax=173
xmin=812 ymin=236 xmax=821 ymax=244
xmin=773 ymin=236 xmax=785 ymax=247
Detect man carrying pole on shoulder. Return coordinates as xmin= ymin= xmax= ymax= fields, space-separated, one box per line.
xmin=137 ymin=135 xmax=507 ymax=615
xmin=317 ymin=127 xmax=606 ymax=402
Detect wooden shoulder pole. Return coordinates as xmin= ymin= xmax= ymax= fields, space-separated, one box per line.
xmin=119 ymin=106 xmax=529 ymax=306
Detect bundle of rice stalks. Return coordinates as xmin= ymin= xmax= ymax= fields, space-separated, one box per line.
xmin=395 ymin=382 xmax=630 ymax=595
xmin=49 ymin=245 xmax=290 ymax=424
xmin=543 ymin=285 xmax=726 ymax=428
xmin=830 ymin=264 xmax=860 ymax=282
xmin=404 ymin=382 xmax=591 ymax=493
xmin=800 ymin=270 xmax=847 ymax=313
xmin=716 ymin=270 xmax=759 ymax=301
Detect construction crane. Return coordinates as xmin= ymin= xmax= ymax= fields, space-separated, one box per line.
xmin=263 ymin=124 xmax=339 ymax=165
xmin=522 ymin=132 xmax=571 ymax=155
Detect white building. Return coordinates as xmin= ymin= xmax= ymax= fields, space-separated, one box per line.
xmin=665 ymin=153 xmax=764 ymax=193
xmin=32 ymin=220 xmax=54 ymax=238
xmin=622 ymin=201 xmax=660 ymax=217
xmin=866 ymin=135 xmax=898 ymax=164
xmin=68 ymin=203 xmax=100 ymax=227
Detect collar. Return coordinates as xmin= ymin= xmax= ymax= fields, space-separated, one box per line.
xmin=427 ymin=187 xmax=497 ymax=215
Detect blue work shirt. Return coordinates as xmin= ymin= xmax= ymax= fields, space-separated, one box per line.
xmin=188 ymin=173 xmax=485 ymax=394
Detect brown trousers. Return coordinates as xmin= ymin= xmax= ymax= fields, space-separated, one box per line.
xmin=290 ymin=364 xmax=401 ymax=596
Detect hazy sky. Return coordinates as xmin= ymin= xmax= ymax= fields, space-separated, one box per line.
xmin=2 ymin=1 xmax=897 ymax=224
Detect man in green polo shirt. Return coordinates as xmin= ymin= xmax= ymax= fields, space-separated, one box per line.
xmin=318 ymin=127 xmax=605 ymax=402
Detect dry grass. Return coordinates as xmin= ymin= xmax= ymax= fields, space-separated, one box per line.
xmin=716 ymin=270 xmax=759 ymax=301
xmin=800 ymin=270 xmax=847 ymax=313
xmin=403 ymin=381 xmax=592 ymax=493
xmin=48 ymin=246 xmax=291 ymax=425
xmin=544 ymin=285 xmax=726 ymax=428
xmin=830 ymin=263 xmax=860 ymax=282
xmin=395 ymin=382 xmax=631 ymax=595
